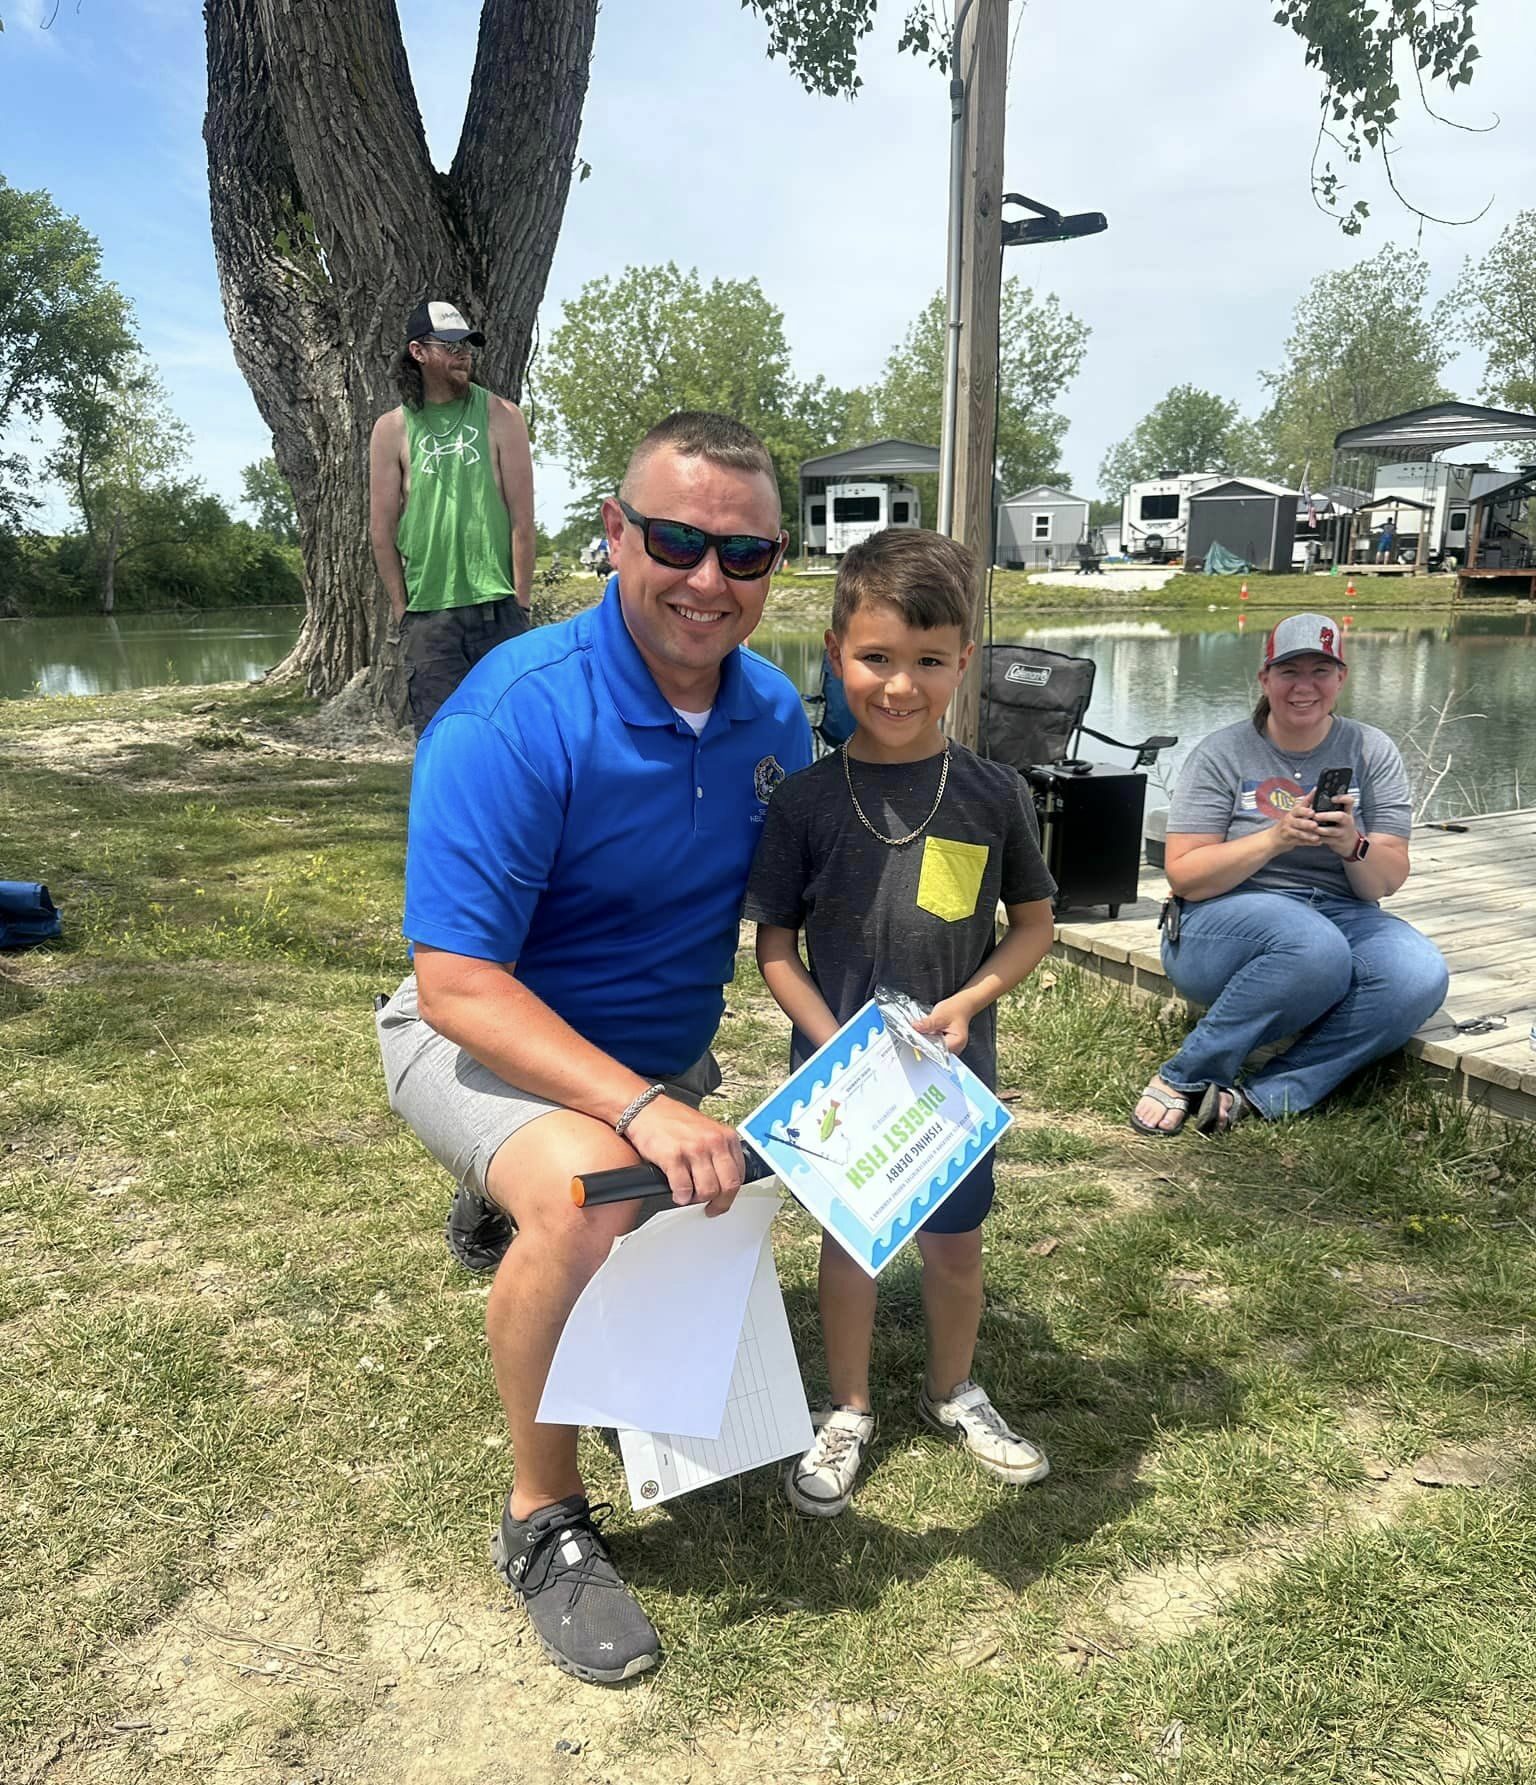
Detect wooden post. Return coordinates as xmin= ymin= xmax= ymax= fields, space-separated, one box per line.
xmin=944 ymin=0 xmax=1008 ymax=752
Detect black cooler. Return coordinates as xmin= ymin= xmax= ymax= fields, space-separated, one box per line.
xmin=1026 ymin=763 xmax=1147 ymax=917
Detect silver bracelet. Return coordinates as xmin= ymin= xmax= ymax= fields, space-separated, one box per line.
xmin=614 ymin=1083 xmax=666 ymax=1138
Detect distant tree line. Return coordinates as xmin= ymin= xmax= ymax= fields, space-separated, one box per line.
xmin=0 ymin=174 xmax=302 ymax=618
xmin=1099 ymin=222 xmax=1536 ymax=499
xmin=9 ymin=159 xmax=1535 ymax=619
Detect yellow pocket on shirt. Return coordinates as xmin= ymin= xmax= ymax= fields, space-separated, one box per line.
xmin=916 ymin=836 xmax=989 ymax=922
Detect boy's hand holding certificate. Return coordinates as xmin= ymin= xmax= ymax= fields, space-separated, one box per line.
xmin=739 ymin=995 xmax=1012 ymax=1277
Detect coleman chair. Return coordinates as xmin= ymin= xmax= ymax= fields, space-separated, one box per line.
xmin=980 ymin=644 xmax=1174 ymax=774
xmin=981 ymin=644 xmax=1177 ymax=918
xmin=804 ymin=649 xmax=857 ymax=757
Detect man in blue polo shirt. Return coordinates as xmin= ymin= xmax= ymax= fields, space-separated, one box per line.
xmin=376 ymin=412 xmax=810 ymax=1685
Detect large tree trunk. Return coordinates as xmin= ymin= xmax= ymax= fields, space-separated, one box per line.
xmin=203 ymin=0 xmax=597 ymax=715
xmin=99 ymin=504 xmax=122 ymax=615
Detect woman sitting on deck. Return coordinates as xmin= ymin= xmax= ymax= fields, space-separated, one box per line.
xmin=1131 ymin=612 xmax=1448 ymax=1136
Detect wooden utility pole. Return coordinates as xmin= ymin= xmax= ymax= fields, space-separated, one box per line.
xmin=944 ymin=0 xmax=1008 ymax=750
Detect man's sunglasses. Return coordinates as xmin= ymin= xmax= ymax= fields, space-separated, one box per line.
xmin=616 ymin=498 xmax=783 ymax=582
xmin=423 ymin=337 xmax=473 ymax=357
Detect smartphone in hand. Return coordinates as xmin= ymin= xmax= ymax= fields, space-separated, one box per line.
xmin=1312 ymin=766 xmax=1352 ymax=816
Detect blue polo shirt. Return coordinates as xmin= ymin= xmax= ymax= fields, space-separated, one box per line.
xmin=403 ymin=579 xmax=812 ymax=1078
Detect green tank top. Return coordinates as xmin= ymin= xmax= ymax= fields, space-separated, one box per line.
xmin=397 ymin=383 xmax=514 ymax=612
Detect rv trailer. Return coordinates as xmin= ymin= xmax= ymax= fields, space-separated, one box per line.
xmin=805 ymin=480 xmax=921 ymax=557
xmin=1119 ymin=471 xmax=1225 ymax=562
xmin=1360 ymin=462 xmax=1506 ymax=568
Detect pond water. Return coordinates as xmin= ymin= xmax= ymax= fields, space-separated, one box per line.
xmin=8 ymin=603 xmax=1536 ymax=820
xmin=0 ymin=607 xmax=307 ymax=703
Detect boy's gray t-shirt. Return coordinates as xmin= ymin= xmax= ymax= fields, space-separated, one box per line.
xmin=1168 ymin=715 xmax=1413 ymax=898
xmin=742 ymin=743 xmax=1056 ymax=1084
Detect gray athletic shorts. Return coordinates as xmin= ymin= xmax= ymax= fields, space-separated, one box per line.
xmin=375 ymin=975 xmax=722 ymax=1202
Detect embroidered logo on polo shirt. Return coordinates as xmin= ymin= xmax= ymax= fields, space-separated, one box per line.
xmin=754 ymin=755 xmax=786 ymax=804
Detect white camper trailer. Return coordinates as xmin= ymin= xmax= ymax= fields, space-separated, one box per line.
xmin=1364 ymin=462 xmax=1504 ymax=567
xmin=1120 ymin=471 xmax=1225 ymax=562
xmin=807 ymin=480 xmax=921 ymax=557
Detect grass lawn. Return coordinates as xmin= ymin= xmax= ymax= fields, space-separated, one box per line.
xmin=4 ymin=683 xmax=1536 ymax=1785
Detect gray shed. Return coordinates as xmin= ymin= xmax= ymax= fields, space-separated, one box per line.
xmin=1186 ymin=478 xmax=1298 ymax=573
xmin=995 ymin=484 xmax=1090 ymax=568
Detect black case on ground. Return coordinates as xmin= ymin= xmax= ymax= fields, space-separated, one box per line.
xmin=1025 ymin=763 xmax=1147 ymax=918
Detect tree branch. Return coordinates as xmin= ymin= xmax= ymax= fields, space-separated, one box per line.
xmin=249 ymin=0 xmax=458 ymax=300
xmin=451 ymin=0 xmax=598 ymax=398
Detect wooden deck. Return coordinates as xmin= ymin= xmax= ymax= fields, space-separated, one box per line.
xmin=1049 ymin=809 xmax=1536 ymax=1122
xmin=1456 ymin=567 xmax=1536 ymax=601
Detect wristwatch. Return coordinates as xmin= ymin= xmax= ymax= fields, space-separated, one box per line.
xmin=1349 ymin=835 xmax=1371 ymax=863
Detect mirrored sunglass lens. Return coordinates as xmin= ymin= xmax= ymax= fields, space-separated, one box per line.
xmin=719 ymin=536 xmax=777 ymax=577
xmin=646 ymin=521 xmax=707 ymax=567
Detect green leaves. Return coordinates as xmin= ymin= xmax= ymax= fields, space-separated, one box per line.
xmin=1438 ymin=210 xmax=1536 ymax=416
xmin=240 ymin=456 xmax=299 ymax=545
xmin=0 ymin=176 xmax=135 ymax=438
xmin=541 ymin=261 xmax=808 ymax=524
xmin=739 ymin=0 xmax=880 ymax=97
xmin=1272 ymin=0 xmax=1481 ymax=229
xmin=1258 ymin=246 xmax=1451 ymax=481
xmin=1099 ymin=387 xmax=1258 ymax=500
xmin=871 ymin=281 xmax=1090 ymax=494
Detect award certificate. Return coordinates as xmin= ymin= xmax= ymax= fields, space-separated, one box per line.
xmin=738 ymin=998 xmax=1011 ymax=1277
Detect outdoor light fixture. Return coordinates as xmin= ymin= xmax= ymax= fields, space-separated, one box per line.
xmin=1000 ymin=192 xmax=1108 ymax=249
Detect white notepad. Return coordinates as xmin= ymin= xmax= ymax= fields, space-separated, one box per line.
xmin=619 ymin=1237 xmax=812 ymax=1508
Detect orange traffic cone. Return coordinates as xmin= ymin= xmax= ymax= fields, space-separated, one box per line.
xmin=1346 ymin=578 xmax=1357 ymax=600
xmin=1239 ymin=580 xmax=1250 ymax=601
xmin=1343 ymin=613 xmax=1354 ymax=626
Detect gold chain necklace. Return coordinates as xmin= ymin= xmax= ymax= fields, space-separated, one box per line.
xmin=842 ymin=743 xmax=950 ymax=847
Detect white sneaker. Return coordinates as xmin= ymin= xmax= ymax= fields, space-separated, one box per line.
xmin=784 ymin=1406 xmax=876 ymax=1518
xmin=918 ymin=1379 xmax=1049 ymax=1485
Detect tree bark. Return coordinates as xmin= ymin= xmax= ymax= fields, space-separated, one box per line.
xmin=99 ymin=504 xmax=122 ymax=615
xmin=203 ymin=0 xmax=596 ymax=713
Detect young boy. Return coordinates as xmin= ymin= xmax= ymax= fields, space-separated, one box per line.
xmin=743 ymin=528 xmax=1058 ymax=1518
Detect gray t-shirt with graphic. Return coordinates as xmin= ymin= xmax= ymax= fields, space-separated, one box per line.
xmin=1168 ymin=715 xmax=1413 ymax=898
xmin=742 ymin=743 xmax=1056 ymax=1084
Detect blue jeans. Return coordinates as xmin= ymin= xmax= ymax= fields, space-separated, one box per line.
xmin=1158 ymin=888 xmax=1448 ymax=1118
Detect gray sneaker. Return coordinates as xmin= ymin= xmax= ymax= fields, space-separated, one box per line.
xmin=491 ymin=1495 xmax=660 ymax=1684
xmin=784 ymin=1406 xmax=876 ymax=1518
xmin=918 ymin=1379 xmax=1049 ymax=1485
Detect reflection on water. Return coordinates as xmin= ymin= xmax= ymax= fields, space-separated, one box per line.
xmin=0 ymin=608 xmax=305 ymax=701
xmin=752 ymin=610 xmax=1536 ymax=821
xmin=8 ymin=601 xmax=1536 ymax=820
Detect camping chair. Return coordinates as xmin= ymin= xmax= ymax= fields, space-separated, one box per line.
xmin=980 ymin=644 xmax=1177 ymax=917
xmin=805 ymin=649 xmax=857 ymax=757
xmin=980 ymin=644 xmax=1174 ymax=774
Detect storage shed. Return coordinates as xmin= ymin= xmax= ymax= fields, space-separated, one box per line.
xmin=1186 ymin=478 xmax=1298 ymax=573
xmin=995 ymin=484 xmax=1090 ymax=569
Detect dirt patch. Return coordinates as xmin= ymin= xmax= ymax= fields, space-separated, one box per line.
xmin=1098 ymin=1465 xmax=1431 ymax=1644
xmin=2 ymin=683 xmax=412 ymax=779
xmin=39 ymin=1565 xmax=857 ymax=1785
xmin=1164 ymin=1267 xmax=1232 ymax=1310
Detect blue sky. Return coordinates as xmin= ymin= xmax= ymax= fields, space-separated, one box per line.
xmin=3 ymin=0 xmax=1534 ymax=532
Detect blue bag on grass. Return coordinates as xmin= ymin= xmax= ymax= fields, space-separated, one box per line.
xmin=0 ymin=882 xmax=62 ymax=950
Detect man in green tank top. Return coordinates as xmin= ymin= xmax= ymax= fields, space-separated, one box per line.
xmin=369 ymin=300 xmax=536 ymax=734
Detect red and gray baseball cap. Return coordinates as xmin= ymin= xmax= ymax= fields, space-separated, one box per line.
xmin=1262 ymin=612 xmax=1346 ymax=668
xmin=405 ymin=300 xmax=485 ymax=347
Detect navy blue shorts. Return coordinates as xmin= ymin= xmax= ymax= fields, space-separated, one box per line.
xmin=916 ymin=1151 xmax=996 ymax=1235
